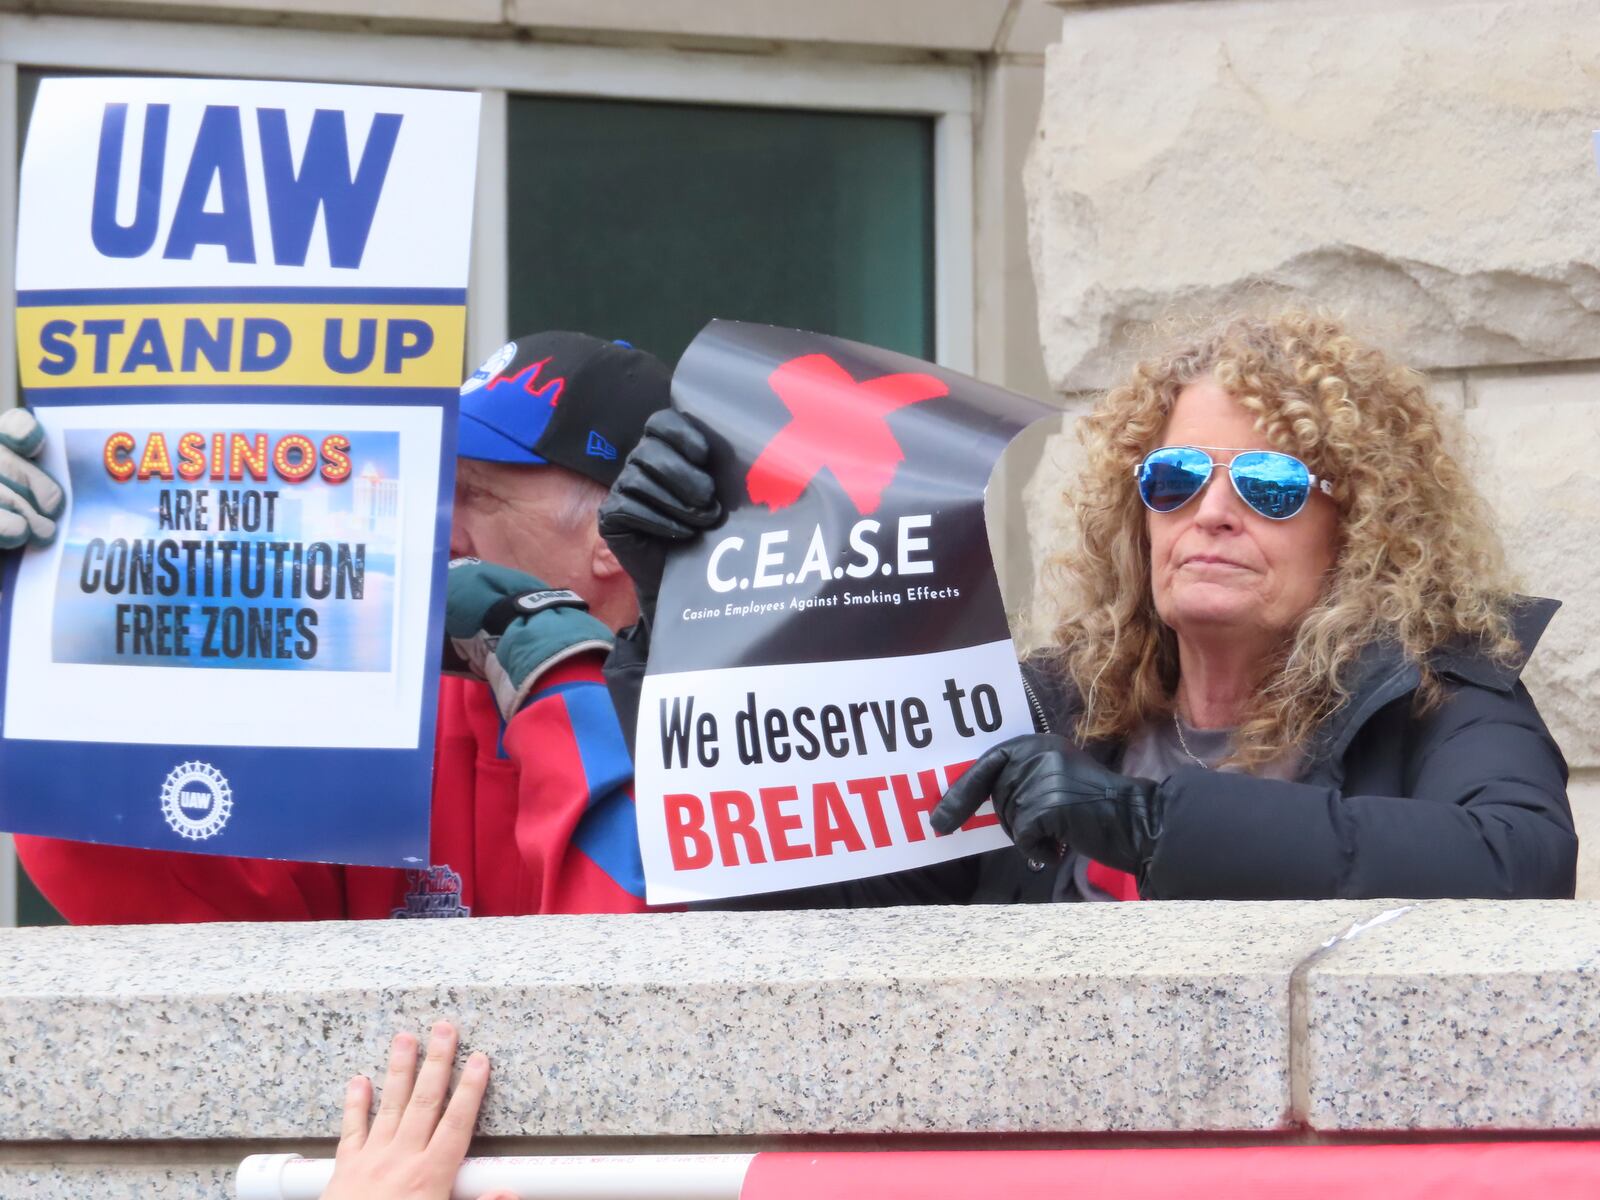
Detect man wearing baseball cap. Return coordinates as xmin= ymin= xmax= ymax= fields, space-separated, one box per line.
xmin=18 ymin=332 xmax=670 ymax=922
xmin=450 ymin=330 xmax=667 ymax=631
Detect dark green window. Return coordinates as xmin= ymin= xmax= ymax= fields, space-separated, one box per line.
xmin=507 ymin=95 xmax=935 ymax=367
xmin=15 ymin=862 xmax=61 ymax=926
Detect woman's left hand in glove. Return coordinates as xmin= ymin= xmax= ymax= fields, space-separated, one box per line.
xmin=930 ymin=733 xmax=1166 ymax=884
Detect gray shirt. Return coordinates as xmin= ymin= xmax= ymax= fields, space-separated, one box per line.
xmin=1123 ymin=714 xmax=1229 ymax=779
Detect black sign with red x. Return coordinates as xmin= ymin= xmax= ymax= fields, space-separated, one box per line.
xmin=631 ymin=321 xmax=1056 ymax=904
xmin=648 ymin=320 xmax=1051 ymax=674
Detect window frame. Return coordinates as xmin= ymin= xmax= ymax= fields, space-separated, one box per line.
xmin=0 ymin=13 xmax=975 ymax=398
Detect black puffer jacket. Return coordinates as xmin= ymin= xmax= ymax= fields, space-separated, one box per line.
xmin=711 ymin=597 xmax=1575 ymax=907
xmin=1001 ymin=596 xmax=1576 ymax=901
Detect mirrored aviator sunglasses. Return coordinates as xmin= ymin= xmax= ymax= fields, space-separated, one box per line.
xmin=1135 ymin=446 xmax=1335 ymax=521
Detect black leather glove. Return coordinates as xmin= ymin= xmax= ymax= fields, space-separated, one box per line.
xmin=930 ymin=733 xmax=1165 ymax=885
xmin=597 ymin=409 xmax=722 ymax=621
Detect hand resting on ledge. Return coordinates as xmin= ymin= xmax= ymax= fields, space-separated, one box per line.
xmin=320 ymin=1022 xmax=512 ymax=1200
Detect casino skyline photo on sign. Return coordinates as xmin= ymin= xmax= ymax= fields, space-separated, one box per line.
xmin=51 ymin=427 xmax=400 ymax=672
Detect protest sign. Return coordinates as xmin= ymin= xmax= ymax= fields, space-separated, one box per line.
xmin=1 ymin=77 xmax=478 ymax=866
xmin=633 ymin=322 xmax=1056 ymax=904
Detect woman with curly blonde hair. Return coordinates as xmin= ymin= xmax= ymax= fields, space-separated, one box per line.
xmin=932 ymin=310 xmax=1576 ymax=901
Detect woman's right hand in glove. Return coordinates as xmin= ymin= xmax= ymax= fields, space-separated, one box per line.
xmin=597 ymin=409 xmax=723 ymax=620
xmin=930 ymin=733 xmax=1164 ymax=888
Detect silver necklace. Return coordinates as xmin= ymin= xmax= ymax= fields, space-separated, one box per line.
xmin=1172 ymin=708 xmax=1210 ymax=769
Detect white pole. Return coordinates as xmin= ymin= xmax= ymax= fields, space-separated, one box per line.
xmin=236 ymin=1152 xmax=755 ymax=1200
xmin=0 ymin=834 xmax=17 ymax=928
xmin=466 ymin=87 xmax=508 ymax=369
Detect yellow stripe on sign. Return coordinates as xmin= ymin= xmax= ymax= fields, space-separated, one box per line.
xmin=17 ymin=304 xmax=466 ymax=389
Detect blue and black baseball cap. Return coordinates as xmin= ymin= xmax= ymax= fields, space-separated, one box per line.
xmin=457 ymin=331 xmax=671 ymax=487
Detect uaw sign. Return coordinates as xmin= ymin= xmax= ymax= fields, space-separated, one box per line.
xmin=634 ymin=321 xmax=1056 ymax=904
xmin=0 ymin=78 xmax=478 ymax=867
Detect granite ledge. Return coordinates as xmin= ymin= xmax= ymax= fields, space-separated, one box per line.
xmin=1299 ymin=900 xmax=1600 ymax=1131
xmin=0 ymin=902 xmax=1376 ymax=1141
xmin=6 ymin=901 xmax=1598 ymax=1143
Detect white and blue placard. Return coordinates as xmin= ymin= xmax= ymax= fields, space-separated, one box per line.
xmin=2 ymin=77 xmax=480 ymax=866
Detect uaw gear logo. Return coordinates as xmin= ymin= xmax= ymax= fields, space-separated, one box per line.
xmin=159 ymin=761 xmax=234 ymax=840
xmin=391 ymin=865 xmax=470 ymax=918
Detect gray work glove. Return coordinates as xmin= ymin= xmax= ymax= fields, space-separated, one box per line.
xmin=931 ymin=733 xmax=1165 ymax=888
xmin=596 ymin=409 xmax=722 ymax=622
xmin=443 ymin=558 xmax=613 ymax=722
xmin=0 ymin=409 xmax=65 ymax=548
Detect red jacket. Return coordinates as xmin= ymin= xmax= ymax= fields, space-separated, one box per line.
xmin=16 ymin=659 xmax=650 ymax=923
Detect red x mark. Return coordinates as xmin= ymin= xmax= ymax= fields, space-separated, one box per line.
xmin=745 ymin=353 xmax=947 ymax=515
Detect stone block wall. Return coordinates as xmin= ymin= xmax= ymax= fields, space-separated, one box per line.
xmin=2 ymin=903 xmax=1599 ymax=1196
xmin=1 ymin=909 xmax=1358 ymax=1142
xmin=1021 ymin=0 xmax=1600 ymax=893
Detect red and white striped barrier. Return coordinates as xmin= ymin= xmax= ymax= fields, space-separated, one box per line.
xmin=237 ymin=1142 xmax=1600 ymax=1200
xmin=235 ymin=1153 xmax=754 ymax=1199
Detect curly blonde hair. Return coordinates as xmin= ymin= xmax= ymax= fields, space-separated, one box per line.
xmin=1044 ymin=310 xmax=1523 ymax=769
